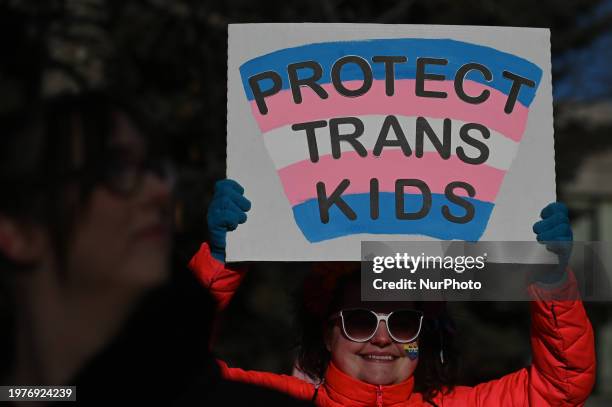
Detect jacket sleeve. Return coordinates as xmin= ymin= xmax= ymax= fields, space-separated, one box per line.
xmin=188 ymin=242 xmax=247 ymax=310
xmin=448 ymin=269 xmax=596 ymax=407
xmin=218 ymin=360 xmax=315 ymax=401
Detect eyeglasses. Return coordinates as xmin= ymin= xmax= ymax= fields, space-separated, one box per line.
xmin=101 ymin=153 xmax=176 ymax=196
xmin=330 ymin=308 xmax=424 ymax=343
xmin=0 ymin=153 xmax=175 ymax=198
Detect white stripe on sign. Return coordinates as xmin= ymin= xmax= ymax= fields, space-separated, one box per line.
xmin=262 ymin=115 xmax=519 ymax=171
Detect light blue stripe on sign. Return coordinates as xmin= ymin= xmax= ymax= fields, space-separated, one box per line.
xmin=292 ymin=192 xmax=494 ymax=243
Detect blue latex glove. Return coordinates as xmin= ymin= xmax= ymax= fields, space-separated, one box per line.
xmin=532 ymin=202 xmax=573 ymax=283
xmin=207 ymin=179 xmax=251 ymax=263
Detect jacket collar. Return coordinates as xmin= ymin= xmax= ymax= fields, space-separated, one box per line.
xmin=324 ymin=362 xmax=415 ymax=406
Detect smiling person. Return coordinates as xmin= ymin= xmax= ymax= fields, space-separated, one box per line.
xmin=296 ymin=266 xmax=453 ymax=400
xmin=189 ymin=179 xmax=596 ymax=406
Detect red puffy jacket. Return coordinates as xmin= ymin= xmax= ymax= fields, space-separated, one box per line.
xmin=190 ymin=243 xmax=596 ymax=406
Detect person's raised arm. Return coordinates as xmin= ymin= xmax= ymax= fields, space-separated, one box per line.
xmin=450 ymin=202 xmax=595 ymax=406
xmin=189 ymin=179 xmax=251 ymax=310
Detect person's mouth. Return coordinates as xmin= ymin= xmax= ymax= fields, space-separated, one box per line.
xmin=360 ymin=352 xmax=398 ymax=362
xmin=134 ymin=222 xmax=171 ymax=240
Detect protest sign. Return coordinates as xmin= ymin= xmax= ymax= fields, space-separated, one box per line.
xmin=227 ymin=24 xmax=554 ymax=261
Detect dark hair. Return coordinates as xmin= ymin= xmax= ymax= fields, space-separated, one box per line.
xmin=0 ymin=2 xmax=161 ymax=272
xmin=0 ymin=91 xmax=131 ymax=270
xmin=0 ymin=5 xmax=164 ymax=381
xmin=0 ymin=90 xmax=137 ymax=380
xmin=294 ymin=262 xmax=458 ymax=406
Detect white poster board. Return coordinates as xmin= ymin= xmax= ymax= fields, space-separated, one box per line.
xmin=226 ymin=23 xmax=555 ymax=262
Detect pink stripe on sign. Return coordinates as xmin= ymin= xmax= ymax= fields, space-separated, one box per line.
xmin=277 ymin=150 xmax=506 ymax=206
xmin=250 ymin=79 xmax=529 ymax=142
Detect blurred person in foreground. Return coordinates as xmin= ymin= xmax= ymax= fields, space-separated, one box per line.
xmin=0 ymin=7 xmax=310 ymax=406
xmin=189 ymin=179 xmax=596 ymax=406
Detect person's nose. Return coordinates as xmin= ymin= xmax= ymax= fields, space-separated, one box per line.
xmin=370 ymin=321 xmax=393 ymax=347
xmin=139 ymin=171 xmax=172 ymax=207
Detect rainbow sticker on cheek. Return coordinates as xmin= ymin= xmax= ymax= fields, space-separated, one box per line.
xmin=403 ymin=342 xmax=419 ymax=360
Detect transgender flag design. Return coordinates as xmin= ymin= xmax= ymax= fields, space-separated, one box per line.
xmin=239 ymin=38 xmax=543 ymax=243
